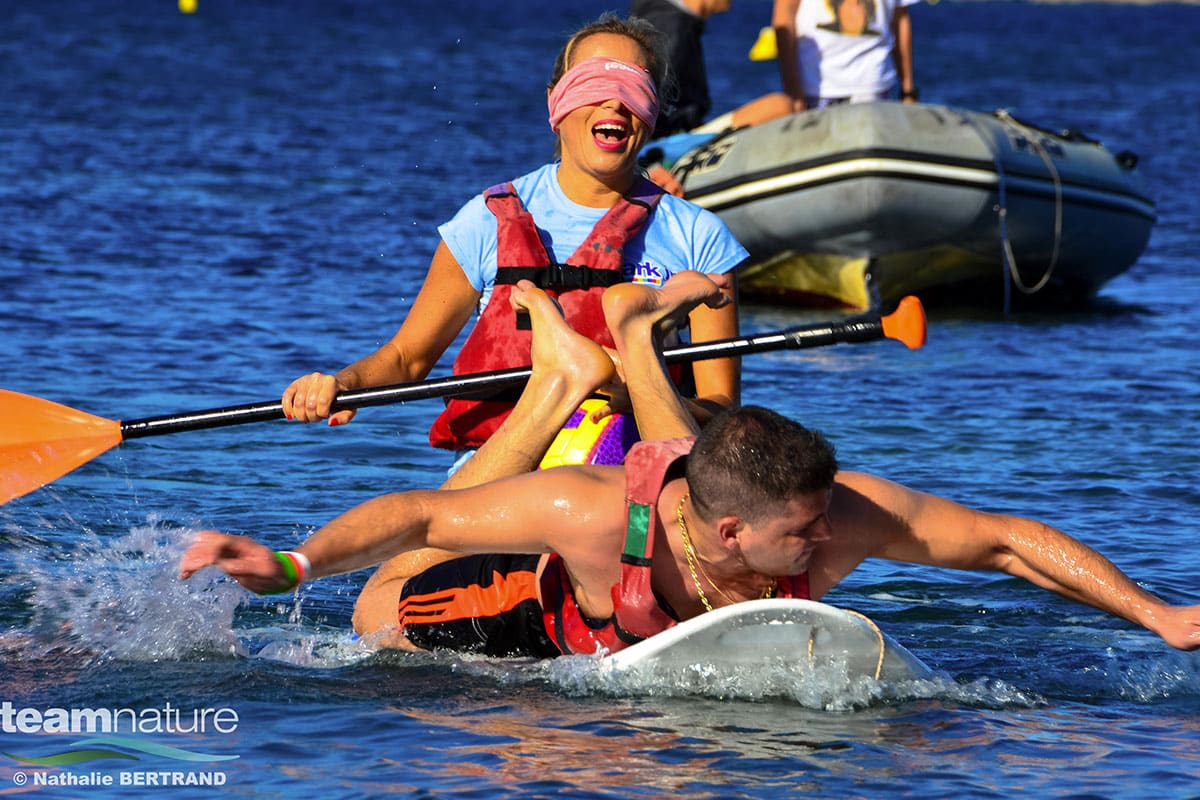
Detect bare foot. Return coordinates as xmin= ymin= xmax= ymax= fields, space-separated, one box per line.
xmin=511 ymin=279 xmax=616 ymax=396
xmin=353 ymin=282 xmax=623 ymax=627
xmin=602 ymin=271 xmax=730 ymax=351
xmin=439 ymin=280 xmax=618 ymax=490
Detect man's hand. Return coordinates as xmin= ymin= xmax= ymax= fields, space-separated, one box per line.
xmin=1151 ymin=604 xmax=1200 ymax=651
xmin=179 ymin=531 xmax=293 ymax=594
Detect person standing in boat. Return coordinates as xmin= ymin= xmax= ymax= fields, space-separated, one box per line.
xmin=631 ymin=0 xmax=719 ymax=137
xmin=772 ymin=0 xmax=919 ymax=110
xmin=629 ymin=0 xmax=791 ymax=138
xmin=181 ymin=273 xmax=1200 ymax=657
xmin=630 ymin=0 xmax=793 ymax=197
xmin=281 ymin=13 xmax=747 ymax=487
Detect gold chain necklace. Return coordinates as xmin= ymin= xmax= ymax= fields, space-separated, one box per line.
xmin=676 ymin=493 xmax=775 ymax=613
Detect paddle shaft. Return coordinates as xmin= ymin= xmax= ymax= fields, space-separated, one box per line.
xmin=119 ymin=315 xmax=886 ymax=441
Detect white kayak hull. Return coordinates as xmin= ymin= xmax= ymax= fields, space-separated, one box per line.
xmin=603 ymin=598 xmax=932 ymax=682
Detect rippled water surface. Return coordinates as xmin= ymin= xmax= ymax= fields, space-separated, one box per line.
xmin=2 ymin=1 xmax=1198 ymax=797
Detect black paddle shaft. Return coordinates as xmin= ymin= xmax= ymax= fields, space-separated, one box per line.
xmin=118 ymin=315 xmax=884 ymax=440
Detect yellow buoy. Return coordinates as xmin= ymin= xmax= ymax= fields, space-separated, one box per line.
xmin=749 ymin=26 xmax=778 ymax=61
xmin=179 ymin=0 xmax=197 ymax=13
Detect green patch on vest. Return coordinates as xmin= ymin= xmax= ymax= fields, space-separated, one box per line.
xmin=624 ymin=503 xmax=652 ymax=559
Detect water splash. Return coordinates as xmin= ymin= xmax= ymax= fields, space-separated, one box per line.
xmin=14 ymin=518 xmax=245 ymax=662
xmin=1098 ymin=640 xmax=1200 ymax=702
xmin=240 ymin=621 xmax=374 ymax=669
xmin=9 ymin=513 xmax=383 ymax=672
xmin=542 ymin=653 xmax=1044 ymax=711
xmin=9 ymin=515 xmax=1189 ymax=709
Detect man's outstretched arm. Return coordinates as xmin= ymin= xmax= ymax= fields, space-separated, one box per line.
xmin=180 ymin=466 xmax=622 ymax=594
xmin=833 ymin=471 xmax=1200 ymax=651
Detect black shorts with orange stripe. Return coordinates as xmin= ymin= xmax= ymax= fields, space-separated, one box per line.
xmin=397 ymin=553 xmax=560 ymax=658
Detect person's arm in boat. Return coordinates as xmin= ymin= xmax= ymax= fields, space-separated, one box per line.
xmin=282 ymin=241 xmax=480 ymax=425
xmin=773 ymin=0 xmax=806 ymax=112
xmin=824 ymin=470 xmax=1200 ymax=651
xmin=891 ymin=5 xmax=916 ymax=103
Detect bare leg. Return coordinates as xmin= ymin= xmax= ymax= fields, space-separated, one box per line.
xmin=352 ymin=281 xmax=615 ymax=641
xmin=729 ymin=93 xmax=794 ymax=128
xmin=691 ymin=92 xmax=793 ymax=134
xmin=602 ymin=271 xmax=731 ymax=442
xmin=439 ymin=283 xmax=616 ymax=490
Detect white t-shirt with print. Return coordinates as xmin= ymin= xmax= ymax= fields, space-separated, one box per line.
xmin=794 ymin=0 xmax=921 ymax=98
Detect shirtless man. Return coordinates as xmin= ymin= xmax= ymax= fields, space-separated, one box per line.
xmin=180 ymin=274 xmax=1200 ymax=656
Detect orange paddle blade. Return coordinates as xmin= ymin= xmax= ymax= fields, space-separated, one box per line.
xmin=881 ymin=296 xmax=927 ymax=349
xmin=0 ymin=390 xmax=123 ymax=505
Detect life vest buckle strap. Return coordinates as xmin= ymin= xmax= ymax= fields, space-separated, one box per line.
xmin=496 ymin=264 xmax=624 ymax=291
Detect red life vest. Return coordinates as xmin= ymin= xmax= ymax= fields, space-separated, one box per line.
xmin=429 ymin=177 xmax=664 ymax=451
xmin=539 ymin=437 xmax=811 ymax=656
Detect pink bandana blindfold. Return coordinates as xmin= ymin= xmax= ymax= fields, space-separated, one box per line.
xmin=547 ymin=57 xmax=659 ymax=135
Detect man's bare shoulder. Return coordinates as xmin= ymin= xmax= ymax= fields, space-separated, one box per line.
xmin=832 ymin=470 xmax=912 ymax=514
xmin=806 ymin=471 xmax=924 ymax=596
xmin=828 ymin=471 xmax=925 ymax=548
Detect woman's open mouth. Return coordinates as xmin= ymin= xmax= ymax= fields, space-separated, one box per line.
xmin=592 ymin=119 xmax=629 ymax=151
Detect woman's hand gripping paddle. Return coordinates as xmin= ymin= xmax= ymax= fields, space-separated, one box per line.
xmin=0 ymin=296 xmax=925 ymax=504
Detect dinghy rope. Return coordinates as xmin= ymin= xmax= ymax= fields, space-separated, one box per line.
xmin=995 ymin=109 xmax=1064 ymax=297
xmin=806 ymin=608 xmax=887 ymax=680
xmin=965 ymin=109 xmax=1065 ymax=313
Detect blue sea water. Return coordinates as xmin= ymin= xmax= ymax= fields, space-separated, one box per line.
xmin=2 ymin=0 xmax=1199 ymax=797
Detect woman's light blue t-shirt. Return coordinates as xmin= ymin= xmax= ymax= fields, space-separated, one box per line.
xmin=438 ymin=162 xmax=748 ymax=304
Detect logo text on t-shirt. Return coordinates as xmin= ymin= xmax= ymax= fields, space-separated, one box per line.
xmin=626 ymin=261 xmax=665 ymax=287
